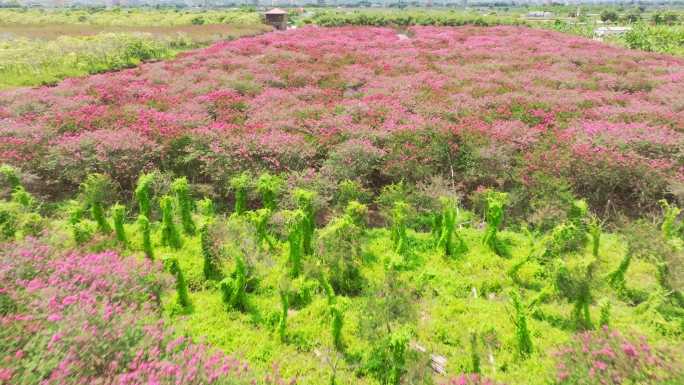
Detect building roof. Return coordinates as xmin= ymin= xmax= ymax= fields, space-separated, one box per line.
xmin=265 ymin=8 xmax=287 ymax=15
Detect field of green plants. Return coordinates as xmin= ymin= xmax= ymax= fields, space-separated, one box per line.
xmin=1 ymin=8 xmax=684 ymax=385
xmin=0 ymin=8 xmax=269 ymax=88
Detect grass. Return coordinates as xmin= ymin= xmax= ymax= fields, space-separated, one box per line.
xmin=0 ymin=8 xmax=270 ymax=89
xmin=81 ymin=213 xmax=670 ymax=385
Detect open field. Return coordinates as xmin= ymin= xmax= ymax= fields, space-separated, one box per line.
xmin=1 ymin=23 xmax=684 ymax=385
xmin=0 ymin=8 xmax=270 ymax=89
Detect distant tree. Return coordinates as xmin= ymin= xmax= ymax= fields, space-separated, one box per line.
xmin=600 ymin=10 xmax=619 ymax=23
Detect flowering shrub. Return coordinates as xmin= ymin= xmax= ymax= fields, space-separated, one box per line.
xmin=0 ymin=240 xmax=258 ymax=385
xmin=1 ymin=26 xmax=683 ymax=215
xmin=554 ymin=327 xmax=684 ymax=385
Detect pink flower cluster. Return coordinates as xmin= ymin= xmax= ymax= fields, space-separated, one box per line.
xmin=553 ymin=327 xmax=684 ymax=384
xmin=0 ymin=26 xmax=683 ymax=208
xmin=0 ymin=240 xmax=258 ymax=385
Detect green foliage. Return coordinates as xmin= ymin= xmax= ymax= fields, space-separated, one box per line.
xmin=111 ymin=203 xmax=128 ymax=247
xmin=198 ymin=197 xmax=215 ymax=217
xmin=247 ymin=208 xmax=273 ymax=250
xmin=278 ymin=288 xmax=289 ymax=343
xmin=316 ymin=209 xmax=365 ymax=296
xmin=599 ymin=299 xmax=611 ymax=327
xmin=608 ymin=254 xmax=632 ymax=295
xmin=11 ymin=186 xmax=34 ymax=208
xmin=81 ymin=173 xmax=112 ymax=234
xmin=436 ymin=197 xmax=467 ymax=258
xmin=366 ymin=327 xmax=413 ymax=385
xmin=658 ymin=199 xmax=681 ymax=240
xmin=256 ymin=172 xmax=282 ymax=211
xmin=294 ymin=188 xmax=316 ymax=256
xmin=229 ymin=172 xmax=251 ymax=216
xmin=600 ymin=10 xmax=619 ymax=23
xmin=343 ymin=200 xmax=368 ymax=228
xmin=482 ymin=190 xmax=509 ymax=258
xmin=510 ymin=291 xmax=533 ymax=359
xmin=0 ymin=203 xmax=18 ymax=240
xmin=137 ymin=214 xmax=153 ymax=259
xmin=470 ymin=332 xmax=481 ymax=374
xmin=330 ymin=304 xmax=344 ymax=351
xmin=336 ymin=179 xmax=368 ymax=208
xmin=135 ymin=172 xmax=154 ymax=220
xmin=171 ymin=177 xmax=195 ymax=236
xmin=200 ymin=220 xmax=221 ymax=281
xmin=165 ymin=257 xmax=190 ymax=309
xmin=220 ymin=254 xmax=247 ymax=311
xmin=0 ymin=164 xmax=20 ymax=190
xmin=390 ymin=201 xmax=410 ymax=256
xmin=588 ymin=217 xmax=602 ymax=259
xmin=285 ymin=210 xmax=305 ymax=278
xmin=554 ymin=260 xmax=596 ymax=330
xmin=160 ymin=195 xmax=182 ymax=249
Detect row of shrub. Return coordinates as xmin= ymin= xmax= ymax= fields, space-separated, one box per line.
xmin=301 ymin=10 xmax=527 ymax=28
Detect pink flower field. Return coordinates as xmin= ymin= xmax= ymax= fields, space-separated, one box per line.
xmin=1 ymin=26 xmax=684 ymax=212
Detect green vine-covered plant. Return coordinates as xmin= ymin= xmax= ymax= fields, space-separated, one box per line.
xmin=482 ymin=191 xmax=509 ymax=257
xmin=219 ymin=254 xmax=247 ymax=311
xmin=344 ymin=200 xmax=368 ymax=228
xmin=111 ymin=203 xmax=128 ymax=247
xmin=278 ymin=288 xmax=289 ymax=343
xmin=171 ymin=177 xmax=196 ymax=236
xmin=200 ymin=220 xmax=222 ymax=280
xmin=0 ymin=164 xmax=21 ymax=190
xmin=285 ymin=209 xmax=305 ymax=277
xmin=11 ymin=186 xmax=34 ymax=208
xmin=658 ymin=199 xmax=681 ymax=240
xmin=509 ymin=290 xmax=533 ymax=359
xmin=436 ymin=197 xmax=467 ymax=258
xmin=198 ymin=197 xmax=215 ymax=217
xmin=81 ymin=173 xmax=112 ymax=235
xmin=294 ymin=189 xmax=316 ymax=256
xmin=137 ymin=214 xmax=154 ymax=259
xmin=588 ymin=216 xmax=602 ymax=259
xmin=135 ymin=173 xmax=155 ymax=220
xmin=256 ymin=172 xmax=282 ymax=211
xmin=248 ymin=208 xmax=274 ymax=250
xmin=390 ymin=201 xmax=409 ymax=256
xmin=160 ymin=195 xmax=182 ymax=249
xmin=554 ymin=259 xmax=596 ymax=330
xmin=229 ymin=172 xmax=251 ymax=216
xmin=164 ymin=257 xmax=190 ymax=309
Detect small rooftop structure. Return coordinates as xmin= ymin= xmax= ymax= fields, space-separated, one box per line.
xmin=594 ymin=26 xmax=632 ymax=39
xmin=526 ymin=11 xmax=554 ymax=19
xmin=265 ymin=8 xmax=288 ymax=31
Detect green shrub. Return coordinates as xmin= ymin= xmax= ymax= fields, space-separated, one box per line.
xmin=285 ymin=210 xmax=305 ymax=278
xmin=256 ymin=172 xmax=282 ymax=211
xmin=294 ymin=189 xmax=316 ymax=256
xmin=0 ymin=164 xmax=21 ymax=190
xmin=11 ymin=186 xmax=34 ymax=208
xmin=316 ymin=211 xmax=365 ymax=296
xmin=171 ymin=177 xmax=195 ymax=236
xmin=482 ymin=191 xmax=509 ymax=258
xmin=247 ymin=208 xmax=273 ymax=250
xmin=229 ymin=172 xmax=251 ymax=216
xmin=436 ymin=197 xmax=467 ymax=258
xmin=554 ymin=260 xmax=595 ymax=330
xmin=200 ymin=220 xmax=222 ymax=281
xmin=137 ymin=214 xmax=154 ymax=259
xmin=219 ymin=254 xmax=247 ymax=311
xmin=278 ymin=288 xmax=289 ymax=343
xmin=198 ymin=197 xmax=215 ymax=217
xmin=135 ymin=173 xmax=154 ymax=220
xmin=390 ymin=201 xmax=410 ymax=256
xmin=111 ymin=203 xmax=128 ymax=247
xmin=81 ymin=173 xmax=113 ymax=234
xmin=160 ymin=195 xmax=182 ymax=249
xmin=164 ymin=257 xmax=190 ymax=309
xmin=510 ymin=291 xmax=533 ymax=359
